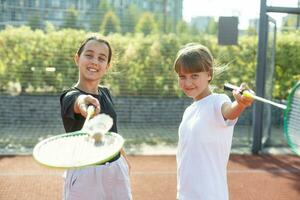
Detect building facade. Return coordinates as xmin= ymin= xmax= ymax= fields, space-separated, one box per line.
xmin=0 ymin=0 xmax=182 ymax=31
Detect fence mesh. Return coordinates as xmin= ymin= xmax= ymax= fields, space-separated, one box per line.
xmin=0 ymin=0 xmax=291 ymax=154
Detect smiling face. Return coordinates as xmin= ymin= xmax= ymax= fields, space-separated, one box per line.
xmin=178 ymin=70 xmax=211 ymax=100
xmin=174 ymin=44 xmax=214 ymax=100
xmin=75 ymin=39 xmax=110 ymax=83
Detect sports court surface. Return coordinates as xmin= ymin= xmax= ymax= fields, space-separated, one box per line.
xmin=0 ymin=154 xmax=299 ymax=200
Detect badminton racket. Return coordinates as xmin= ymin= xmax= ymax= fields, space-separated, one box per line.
xmin=33 ymin=106 xmax=124 ymax=168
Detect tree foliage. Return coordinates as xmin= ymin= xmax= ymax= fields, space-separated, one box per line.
xmin=0 ymin=26 xmax=299 ymax=99
xmin=27 ymin=11 xmax=43 ymax=30
xmin=100 ymin=11 xmax=121 ymax=35
xmin=122 ymin=4 xmax=139 ymax=33
xmin=135 ymin=12 xmax=158 ymax=35
xmin=90 ymin=0 xmax=112 ymax=32
xmin=61 ymin=6 xmax=80 ymax=29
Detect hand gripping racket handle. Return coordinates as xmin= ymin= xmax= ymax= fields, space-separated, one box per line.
xmin=83 ymin=105 xmax=96 ymax=127
xmin=224 ymin=83 xmax=287 ymax=110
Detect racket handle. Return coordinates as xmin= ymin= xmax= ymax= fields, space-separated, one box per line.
xmin=224 ymin=83 xmax=240 ymax=92
xmin=224 ymin=83 xmax=247 ymax=96
xmin=82 ymin=105 xmax=96 ymax=129
xmin=224 ymin=83 xmax=256 ymax=99
xmin=87 ymin=105 xmax=95 ymax=117
xmin=224 ymin=83 xmax=287 ymax=110
xmin=84 ymin=105 xmax=96 ymax=125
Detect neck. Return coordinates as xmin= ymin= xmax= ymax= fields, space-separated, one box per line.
xmin=75 ymin=80 xmax=100 ymax=95
xmin=194 ymin=88 xmax=212 ymax=101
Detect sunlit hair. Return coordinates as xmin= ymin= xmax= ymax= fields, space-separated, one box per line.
xmin=76 ymin=36 xmax=112 ymax=64
xmin=174 ymin=43 xmax=214 ymax=81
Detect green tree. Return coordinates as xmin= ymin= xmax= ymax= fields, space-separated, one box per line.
xmin=206 ymin=18 xmax=217 ymax=35
xmin=176 ymin=20 xmax=190 ymax=34
xmin=27 ymin=11 xmax=43 ymax=30
xmin=122 ymin=4 xmax=139 ymax=33
xmin=282 ymin=14 xmax=298 ymax=31
xmin=246 ymin=26 xmax=257 ymax=36
xmin=90 ymin=0 xmax=111 ymax=31
xmin=44 ymin=21 xmax=56 ymax=33
xmin=135 ymin=12 xmax=158 ymax=35
xmin=189 ymin=24 xmax=200 ymax=35
xmin=100 ymin=11 xmax=121 ymax=35
xmin=61 ymin=6 xmax=80 ymax=29
xmin=148 ymin=0 xmax=170 ymax=33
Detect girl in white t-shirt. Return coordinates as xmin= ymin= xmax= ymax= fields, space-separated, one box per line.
xmin=174 ymin=43 xmax=254 ymax=200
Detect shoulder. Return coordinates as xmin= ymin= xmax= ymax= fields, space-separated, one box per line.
xmin=61 ymin=88 xmax=81 ymax=97
xmin=99 ymin=85 xmax=110 ymax=93
xmin=212 ymin=93 xmax=231 ymax=103
xmin=60 ymin=88 xmax=81 ymax=103
xmin=210 ymin=93 xmax=234 ymax=121
xmin=99 ymin=85 xmax=114 ymax=102
xmin=99 ymin=85 xmax=113 ymax=96
xmin=209 ymin=93 xmax=232 ymax=113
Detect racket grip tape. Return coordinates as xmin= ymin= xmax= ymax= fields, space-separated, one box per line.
xmin=224 ymin=83 xmax=241 ymax=92
xmin=83 ymin=105 xmax=96 ymax=127
xmin=87 ymin=105 xmax=96 ymax=117
xmin=224 ymin=83 xmax=253 ymax=98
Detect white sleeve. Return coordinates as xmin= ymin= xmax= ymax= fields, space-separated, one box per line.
xmin=214 ymin=94 xmax=237 ymax=127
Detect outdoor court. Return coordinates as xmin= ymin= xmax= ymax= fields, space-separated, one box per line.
xmin=0 ymin=154 xmax=299 ymax=200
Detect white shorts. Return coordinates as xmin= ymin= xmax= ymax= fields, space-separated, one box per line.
xmin=63 ymin=156 xmax=132 ymax=200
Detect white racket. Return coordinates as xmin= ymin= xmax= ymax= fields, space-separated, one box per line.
xmin=33 ymin=106 xmax=124 ymax=169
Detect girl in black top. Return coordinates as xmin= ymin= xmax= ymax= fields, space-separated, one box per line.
xmin=60 ymin=36 xmax=132 ymax=200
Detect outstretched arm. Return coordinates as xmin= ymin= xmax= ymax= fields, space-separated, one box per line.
xmin=222 ymin=83 xmax=254 ymax=120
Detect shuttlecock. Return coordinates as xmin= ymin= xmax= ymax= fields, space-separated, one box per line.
xmin=83 ymin=114 xmax=113 ymax=143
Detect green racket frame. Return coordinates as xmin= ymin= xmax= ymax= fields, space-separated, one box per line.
xmin=284 ymin=81 xmax=300 ymax=156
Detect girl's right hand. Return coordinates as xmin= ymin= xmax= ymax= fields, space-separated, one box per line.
xmin=75 ymin=95 xmax=101 ymax=117
xmin=232 ymin=83 xmax=254 ymax=108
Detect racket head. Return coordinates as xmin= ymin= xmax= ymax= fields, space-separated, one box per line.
xmin=33 ymin=131 xmax=124 ymax=169
xmin=284 ymin=81 xmax=300 ymax=156
xmin=82 ymin=114 xmax=113 ymax=138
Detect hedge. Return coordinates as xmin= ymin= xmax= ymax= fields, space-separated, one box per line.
xmin=0 ymin=26 xmax=299 ymax=99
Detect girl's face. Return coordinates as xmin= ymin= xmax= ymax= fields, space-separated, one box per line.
xmin=178 ymin=70 xmax=211 ymax=100
xmin=75 ymin=40 xmax=110 ymax=82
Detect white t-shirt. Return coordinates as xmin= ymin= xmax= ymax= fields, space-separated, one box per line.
xmin=177 ymin=93 xmax=237 ymax=200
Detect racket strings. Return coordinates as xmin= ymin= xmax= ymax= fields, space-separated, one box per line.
xmin=287 ymin=88 xmax=300 ymax=150
xmin=33 ymin=131 xmax=124 ymax=168
xmin=37 ymin=135 xmax=91 ymax=166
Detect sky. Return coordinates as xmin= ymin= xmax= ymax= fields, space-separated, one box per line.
xmin=182 ymin=0 xmax=300 ymax=29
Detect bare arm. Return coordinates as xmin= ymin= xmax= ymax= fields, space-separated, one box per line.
xmin=120 ymin=148 xmax=131 ymax=174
